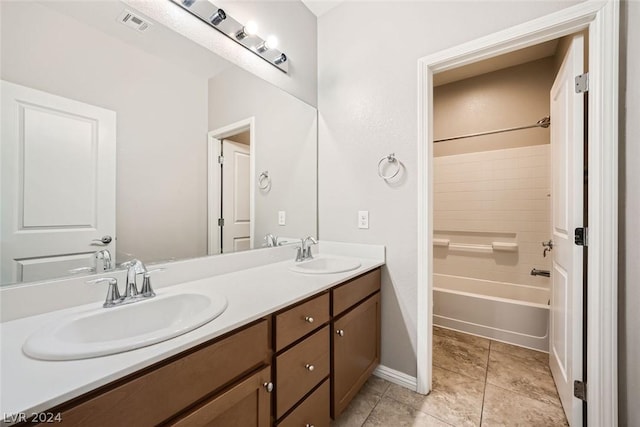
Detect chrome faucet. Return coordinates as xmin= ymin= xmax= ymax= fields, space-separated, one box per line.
xmin=87 ymin=260 xmax=162 ymax=308
xmin=296 ymin=236 xmax=317 ymax=262
xmin=123 ymin=259 xmax=147 ymax=299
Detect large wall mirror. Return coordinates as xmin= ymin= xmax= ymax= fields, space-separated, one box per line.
xmin=0 ymin=1 xmax=317 ymax=286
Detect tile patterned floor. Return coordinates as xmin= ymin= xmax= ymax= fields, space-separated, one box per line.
xmin=332 ymin=327 xmax=568 ymax=427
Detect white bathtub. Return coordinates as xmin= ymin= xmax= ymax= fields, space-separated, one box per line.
xmin=433 ymin=274 xmax=550 ymax=351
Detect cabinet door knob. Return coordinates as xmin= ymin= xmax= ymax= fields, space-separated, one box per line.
xmin=263 ymin=382 xmax=274 ymax=393
xmin=304 ymin=316 xmax=314 ymax=323
xmin=305 ymin=424 xmax=315 ymax=427
xmin=336 ymin=329 xmax=345 ymax=336
xmin=305 ymin=364 xmax=315 ymax=371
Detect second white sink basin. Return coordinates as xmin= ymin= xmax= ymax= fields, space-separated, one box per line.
xmin=289 ymin=256 xmax=361 ymax=274
xmin=23 ymin=292 xmax=228 ymax=361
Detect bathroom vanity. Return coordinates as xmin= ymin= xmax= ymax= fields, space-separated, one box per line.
xmin=0 ymin=244 xmax=383 ymax=427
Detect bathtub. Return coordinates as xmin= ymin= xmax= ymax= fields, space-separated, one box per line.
xmin=433 ymin=274 xmax=550 ymax=352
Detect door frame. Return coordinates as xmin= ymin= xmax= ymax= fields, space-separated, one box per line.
xmin=207 ymin=117 xmax=256 ymax=255
xmin=416 ymin=1 xmax=618 ymax=425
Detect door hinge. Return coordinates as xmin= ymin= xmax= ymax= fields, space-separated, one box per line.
xmin=575 ymin=227 xmax=588 ymax=246
xmin=217 ymin=155 xmax=224 ymax=164
xmin=574 ymin=380 xmax=587 ymax=401
xmin=575 ymin=73 xmax=589 ymax=93
xmin=218 ymin=218 xmax=224 ymax=227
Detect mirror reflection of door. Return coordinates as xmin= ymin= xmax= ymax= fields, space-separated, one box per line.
xmin=0 ymin=81 xmax=116 ymax=284
xmin=220 ymin=133 xmax=251 ymax=253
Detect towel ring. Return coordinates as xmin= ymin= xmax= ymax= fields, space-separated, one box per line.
xmin=258 ymin=171 xmax=271 ymax=190
xmin=377 ymin=153 xmax=401 ymax=180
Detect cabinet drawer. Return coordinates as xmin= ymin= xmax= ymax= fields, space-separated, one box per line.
xmin=277 ymin=380 xmax=330 ymax=427
xmin=49 ymin=320 xmax=270 ymax=427
xmin=169 ymin=366 xmax=272 ymax=427
xmin=275 ymin=293 xmax=329 ymax=351
xmin=276 ymin=326 xmax=330 ymax=418
xmin=332 ymin=268 xmax=381 ymax=317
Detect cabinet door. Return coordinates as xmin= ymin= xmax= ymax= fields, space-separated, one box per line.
xmin=170 ymin=366 xmax=272 ymax=427
xmin=331 ymin=293 xmax=380 ymax=418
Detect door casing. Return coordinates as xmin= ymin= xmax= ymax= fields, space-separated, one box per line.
xmin=416 ymin=1 xmax=619 ymax=426
xmin=207 ymin=118 xmax=255 ymax=255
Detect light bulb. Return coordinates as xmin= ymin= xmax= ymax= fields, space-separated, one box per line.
xmin=244 ymin=21 xmax=258 ymax=36
xmin=265 ymin=35 xmax=278 ymax=50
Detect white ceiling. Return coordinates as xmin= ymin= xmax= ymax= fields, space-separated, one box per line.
xmin=301 ymin=0 xmax=345 ymax=17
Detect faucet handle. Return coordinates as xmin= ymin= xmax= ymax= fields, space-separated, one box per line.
xmin=87 ymin=277 xmax=122 ymax=308
xmin=140 ymin=268 xmax=164 ymax=298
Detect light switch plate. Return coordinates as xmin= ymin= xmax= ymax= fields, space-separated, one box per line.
xmin=358 ymin=211 xmax=369 ymax=229
xmin=278 ymin=211 xmax=286 ymax=226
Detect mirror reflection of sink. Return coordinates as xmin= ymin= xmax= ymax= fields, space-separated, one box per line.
xmin=289 ymin=256 xmax=361 ymax=275
xmin=23 ymin=292 xmax=228 ymax=361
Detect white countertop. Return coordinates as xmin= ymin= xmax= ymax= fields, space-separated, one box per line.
xmin=0 ymin=246 xmax=384 ymax=422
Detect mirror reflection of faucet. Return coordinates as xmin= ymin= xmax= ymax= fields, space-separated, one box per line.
xmin=68 ymin=249 xmax=113 ymax=275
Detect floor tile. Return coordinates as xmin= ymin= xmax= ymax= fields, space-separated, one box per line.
xmin=486 ymin=349 xmax=561 ymax=407
xmin=363 ymin=396 xmax=452 ymax=427
xmin=481 ymin=384 xmax=568 ymax=426
xmin=384 ymin=367 xmax=484 ymax=427
xmin=490 ymin=340 xmax=549 ymax=365
xmin=434 ymin=326 xmax=490 ymax=349
xmin=331 ymin=377 xmax=389 ymax=427
xmin=433 ymin=333 xmax=489 ymax=380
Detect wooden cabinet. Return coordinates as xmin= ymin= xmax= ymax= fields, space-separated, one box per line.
xmin=331 ymin=271 xmax=381 ymax=419
xmin=169 ymin=367 xmax=272 ymax=427
xmin=35 ymin=320 xmax=271 ymax=427
xmin=30 ymin=267 xmax=381 ymax=427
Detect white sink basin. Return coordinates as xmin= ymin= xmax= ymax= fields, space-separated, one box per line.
xmin=23 ymin=292 xmax=228 ymax=361
xmin=289 ymin=256 xmax=361 ymax=274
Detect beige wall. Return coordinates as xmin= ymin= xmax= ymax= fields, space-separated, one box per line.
xmin=434 ymin=57 xmax=555 ymax=157
xmin=1 ymin=2 xmax=209 ymax=264
xmin=208 ymin=67 xmax=318 ymax=243
xmin=434 ymin=145 xmax=551 ymax=288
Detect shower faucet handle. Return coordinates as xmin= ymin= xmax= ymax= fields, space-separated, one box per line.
xmin=542 ymin=240 xmax=553 ymax=257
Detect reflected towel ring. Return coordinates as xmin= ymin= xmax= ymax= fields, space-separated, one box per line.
xmin=377 ymin=153 xmax=401 ymax=180
xmin=258 ymin=171 xmax=271 ymax=190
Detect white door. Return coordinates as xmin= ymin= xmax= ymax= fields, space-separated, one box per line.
xmin=221 ymin=140 xmax=251 ymax=253
xmin=1 ymin=80 xmax=116 ymax=284
xmin=549 ymin=34 xmax=585 ymax=426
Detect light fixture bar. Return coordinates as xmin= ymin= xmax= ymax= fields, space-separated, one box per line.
xmin=170 ymin=0 xmax=288 ymax=73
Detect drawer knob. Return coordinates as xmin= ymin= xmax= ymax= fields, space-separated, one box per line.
xmin=305 ymin=364 xmax=315 ymax=371
xmin=263 ymin=382 xmax=274 ymax=393
xmin=336 ymin=329 xmax=345 ymax=337
xmin=304 ymin=316 xmax=314 ymax=323
xmin=305 ymin=425 xmax=315 ymax=427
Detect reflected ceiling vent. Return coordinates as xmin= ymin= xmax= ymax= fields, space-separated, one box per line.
xmin=117 ymin=10 xmax=152 ymax=32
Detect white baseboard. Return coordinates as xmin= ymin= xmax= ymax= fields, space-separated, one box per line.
xmin=373 ymin=365 xmax=417 ymax=392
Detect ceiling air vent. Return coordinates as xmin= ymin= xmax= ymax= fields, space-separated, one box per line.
xmin=117 ymin=10 xmax=152 ymax=32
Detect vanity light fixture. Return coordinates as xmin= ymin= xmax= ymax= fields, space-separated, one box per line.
xmin=257 ymin=35 xmax=278 ymax=53
xmin=235 ymin=20 xmax=257 ymax=40
xmin=170 ymin=0 xmax=288 ymax=73
xmin=274 ymin=53 xmax=287 ymax=65
xmin=209 ymin=9 xmax=226 ymax=26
